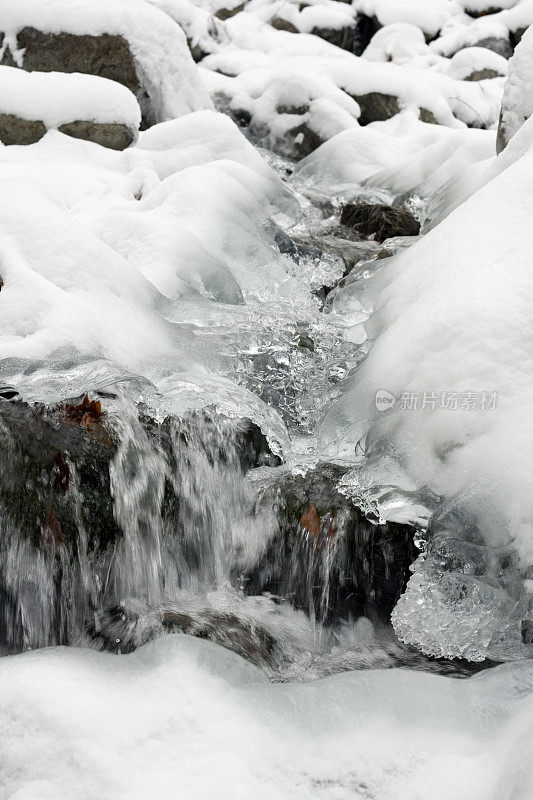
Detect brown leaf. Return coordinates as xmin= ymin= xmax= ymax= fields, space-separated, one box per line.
xmin=301 ymin=505 xmax=321 ymax=539
xmin=62 ymin=393 xmax=104 ymax=428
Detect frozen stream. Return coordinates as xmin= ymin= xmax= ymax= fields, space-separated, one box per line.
xmin=1 ymin=119 xmax=533 ymax=799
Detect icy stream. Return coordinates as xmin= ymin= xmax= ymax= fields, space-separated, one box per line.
xmin=2 ymin=122 xmax=533 ymax=799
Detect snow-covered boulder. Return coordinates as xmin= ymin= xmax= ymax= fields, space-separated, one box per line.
xmin=0 ymin=67 xmax=141 ymax=149
xmin=497 ymin=24 xmax=533 ymax=152
xmin=445 ymin=46 xmax=509 ymax=80
xmin=0 ymin=0 xmax=212 ymax=127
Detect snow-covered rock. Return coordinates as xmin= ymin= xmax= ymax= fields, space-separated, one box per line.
xmin=0 ymin=66 xmax=141 ymax=149
xmin=497 ymin=24 xmax=533 ymax=152
xmin=0 ymin=0 xmax=212 ymax=126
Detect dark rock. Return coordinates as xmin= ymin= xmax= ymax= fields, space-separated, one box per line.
xmin=0 ymin=398 xmax=280 ymax=653
xmin=310 ymin=25 xmax=359 ymax=53
xmin=510 ymin=27 xmax=527 ymax=49
xmin=0 ymin=113 xmax=135 ymax=150
xmin=354 ymin=13 xmax=380 ymax=55
xmin=340 ymin=203 xmax=420 ymax=243
xmin=464 ymin=68 xmax=501 ymax=81
xmin=472 ymin=36 xmax=513 ymax=59
xmin=464 ymin=5 xmax=509 ymax=17
xmin=85 ymin=602 xmax=278 ymax=667
xmin=0 ymin=27 xmax=155 ymax=128
xmin=245 ymin=464 xmax=417 ymax=624
xmin=285 ymin=121 xmax=324 ymax=159
xmin=215 ymin=2 xmax=245 ymax=20
xmin=271 ymin=16 xmax=299 ymax=33
xmin=58 ymin=120 xmax=136 ymax=150
xmin=0 ymin=113 xmax=46 ymax=145
xmin=350 ymin=92 xmax=401 ymax=125
xmin=419 ymin=107 xmax=438 ymax=124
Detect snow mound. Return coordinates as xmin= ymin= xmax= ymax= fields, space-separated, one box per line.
xmin=0 ymin=0 xmax=212 ymax=121
xmin=2 ymin=635 xmax=533 ymax=799
xmin=0 ymin=65 xmax=141 ymax=132
xmin=292 ymin=112 xmax=496 ymax=200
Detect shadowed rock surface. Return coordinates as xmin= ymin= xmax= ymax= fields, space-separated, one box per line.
xmin=340 ymin=203 xmax=421 ymax=242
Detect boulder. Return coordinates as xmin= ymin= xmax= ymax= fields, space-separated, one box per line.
xmin=340 ymin=203 xmax=420 ymax=242
xmin=245 ymin=464 xmax=417 ymax=624
xmin=0 ymin=395 xmax=278 ymax=653
xmin=472 ymin=35 xmax=513 ymax=59
xmin=0 ymin=0 xmax=213 ymax=126
xmin=350 ymin=91 xmax=401 ymax=125
xmin=85 ymin=602 xmax=279 ymax=666
xmin=0 ymin=66 xmax=140 ymax=149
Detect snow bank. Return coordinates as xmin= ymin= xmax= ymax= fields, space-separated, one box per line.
xmin=0 ymin=0 xmax=212 ymax=120
xmin=497 ymin=25 xmax=533 ymax=152
xmin=0 ymin=66 xmax=141 ymax=131
xmin=2 ymin=635 xmax=533 ymax=799
xmin=292 ymin=112 xmax=496 ymax=199
xmin=317 ymin=110 xmax=533 ymax=659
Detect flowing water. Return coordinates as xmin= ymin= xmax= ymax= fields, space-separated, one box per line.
xmin=0 ymin=156 xmax=497 ymax=680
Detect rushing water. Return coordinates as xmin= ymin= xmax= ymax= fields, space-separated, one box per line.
xmin=0 ymin=156 xmax=499 ymax=680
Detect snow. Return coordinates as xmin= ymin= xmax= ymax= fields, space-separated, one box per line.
xmin=0 ymin=66 xmax=141 ymax=132
xmin=292 ymin=112 xmax=496 ymax=199
xmin=0 ymin=0 xmax=212 ymax=121
xmin=316 ymin=105 xmax=533 ymax=658
xmin=354 ymin=0 xmax=453 ymax=37
xmin=2 ymin=634 xmax=533 ymax=800
xmin=197 ymin=5 xmax=506 ymax=158
xmin=498 ymin=25 xmax=533 ymax=150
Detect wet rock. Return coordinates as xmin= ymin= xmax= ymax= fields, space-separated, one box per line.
xmin=351 ymin=92 xmax=401 ymax=125
xmin=85 ymin=601 xmax=278 ymax=667
xmin=0 ymin=397 xmax=280 ymax=653
xmin=0 ymin=397 xmax=121 ymax=553
xmin=340 ymin=203 xmax=420 ymax=243
xmin=245 ymin=464 xmax=417 ymax=624
xmin=0 ymin=27 xmax=156 ymax=128
xmin=285 ymin=120 xmax=324 ymax=159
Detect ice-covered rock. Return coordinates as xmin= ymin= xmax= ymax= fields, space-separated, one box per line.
xmin=0 ymin=66 xmax=141 ymax=149
xmin=0 ymin=0 xmax=212 ymax=126
xmin=497 ymin=24 xmax=533 ymax=152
